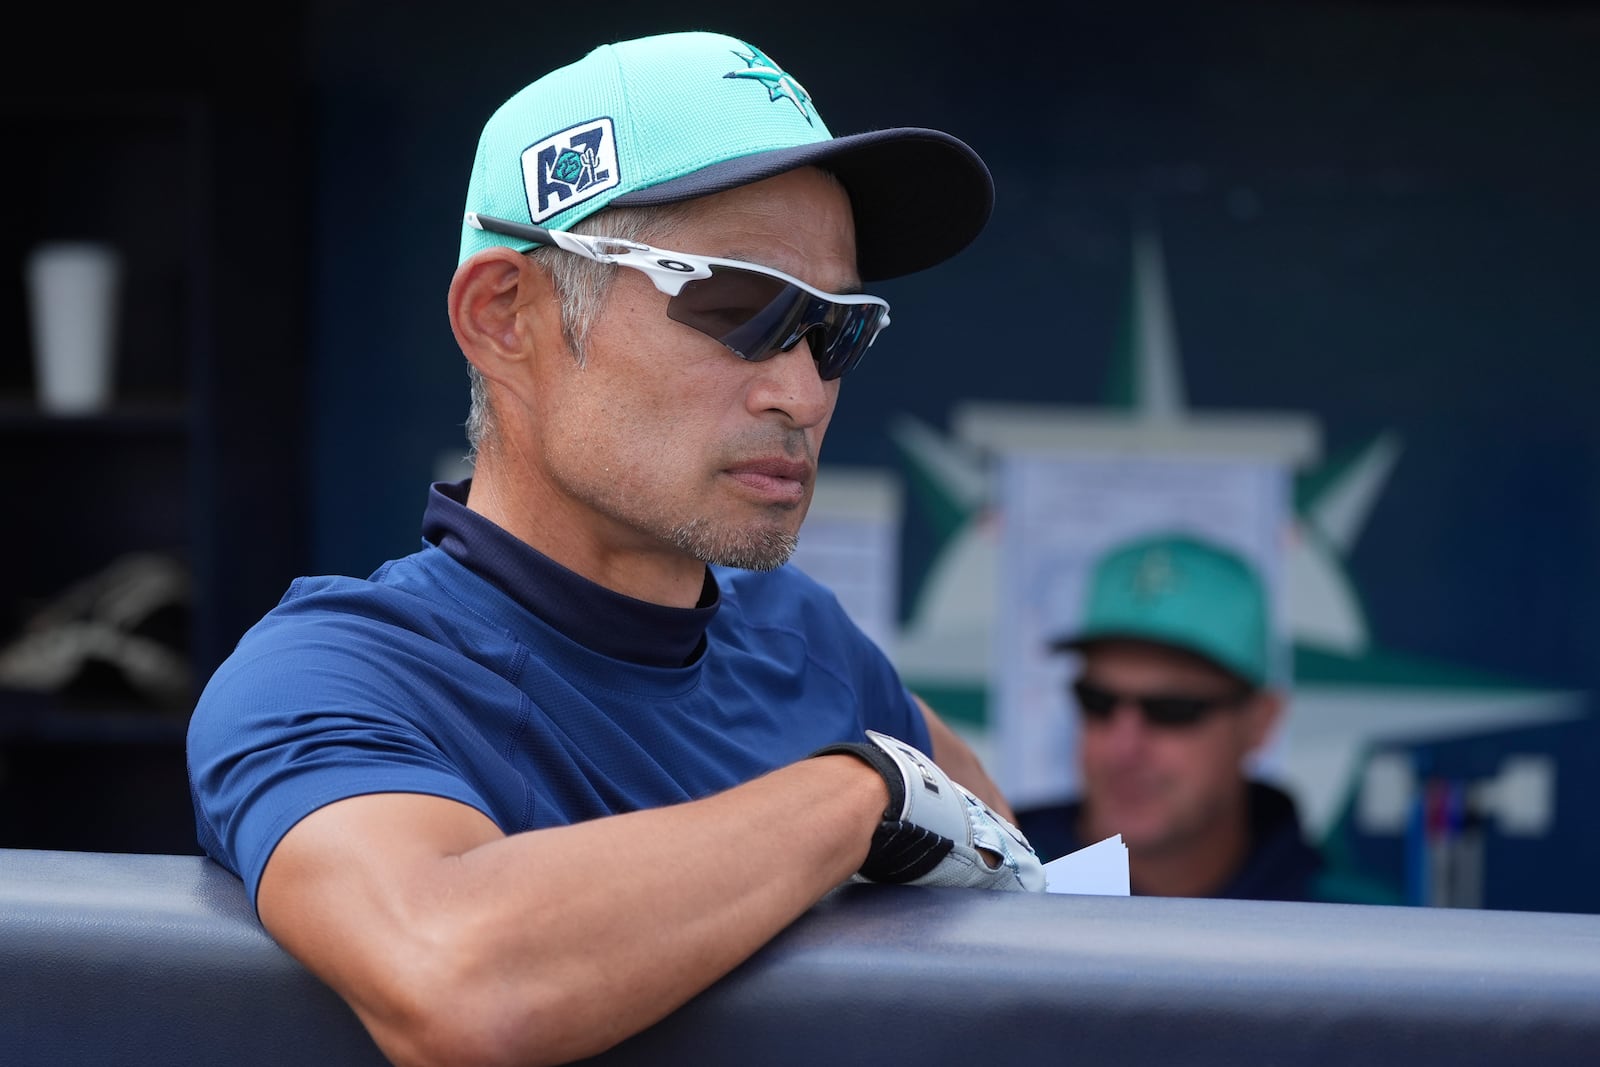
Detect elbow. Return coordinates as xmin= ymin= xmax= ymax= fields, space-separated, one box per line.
xmin=353 ymin=937 xmax=612 ymax=1067
xmin=363 ymin=986 xmax=556 ymax=1067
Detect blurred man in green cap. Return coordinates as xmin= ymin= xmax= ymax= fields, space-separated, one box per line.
xmin=1017 ymin=530 xmax=1375 ymax=902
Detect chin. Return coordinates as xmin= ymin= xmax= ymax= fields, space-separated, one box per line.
xmin=1095 ymin=803 xmax=1169 ymax=851
xmin=694 ymin=529 xmax=800 ymax=572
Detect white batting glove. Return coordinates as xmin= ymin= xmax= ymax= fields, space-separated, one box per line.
xmin=813 ymin=730 xmax=1046 ymax=892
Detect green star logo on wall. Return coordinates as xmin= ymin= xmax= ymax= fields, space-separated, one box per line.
xmin=724 ymin=46 xmax=814 ymax=124
xmin=878 ymin=221 xmax=1585 ymax=845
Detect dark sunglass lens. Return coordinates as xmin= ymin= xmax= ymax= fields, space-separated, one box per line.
xmin=667 ymin=270 xmax=794 ymax=361
xmin=668 ymin=269 xmax=802 ymax=361
xmin=814 ymin=304 xmax=881 ymax=381
xmin=668 ymin=267 xmax=881 ymax=379
xmin=1139 ymin=697 xmax=1214 ymax=728
xmin=1071 ymin=680 xmax=1118 ymax=720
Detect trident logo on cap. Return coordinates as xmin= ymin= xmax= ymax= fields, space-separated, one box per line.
xmin=724 ymin=45 xmax=814 ymax=125
xmin=1130 ymin=546 xmax=1181 ymax=602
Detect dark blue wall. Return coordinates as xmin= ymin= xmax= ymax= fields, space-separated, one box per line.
xmin=304 ymin=1 xmax=1600 ymax=699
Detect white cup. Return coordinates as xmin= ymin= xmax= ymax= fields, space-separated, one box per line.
xmin=25 ymin=241 xmax=123 ymax=415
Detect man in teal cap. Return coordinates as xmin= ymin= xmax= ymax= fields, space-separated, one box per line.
xmin=189 ymin=29 xmax=1040 ymax=1067
xmin=1017 ymin=530 xmax=1352 ymax=901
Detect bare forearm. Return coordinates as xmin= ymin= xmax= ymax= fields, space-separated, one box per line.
xmin=273 ymin=755 xmax=887 ymax=1067
xmin=459 ymin=757 xmax=881 ymax=1058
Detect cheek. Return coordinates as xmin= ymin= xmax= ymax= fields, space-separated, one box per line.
xmin=1177 ymin=732 xmax=1249 ymax=793
xmin=541 ymin=360 xmax=722 ymax=487
xmin=1076 ymin=728 xmax=1129 ymax=772
xmin=815 ymin=382 xmax=840 ymax=434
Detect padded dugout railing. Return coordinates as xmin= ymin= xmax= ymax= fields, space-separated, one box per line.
xmin=3 ymin=847 xmax=1599 ymax=1066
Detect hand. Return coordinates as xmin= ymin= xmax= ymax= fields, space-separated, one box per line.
xmin=813 ymin=730 xmax=1046 ymax=892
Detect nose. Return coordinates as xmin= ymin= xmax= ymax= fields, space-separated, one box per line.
xmin=747 ymin=332 xmax=835 ymax=428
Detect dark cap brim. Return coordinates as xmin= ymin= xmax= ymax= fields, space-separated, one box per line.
xmin=610 ymin=127 xmax=993 ymax=283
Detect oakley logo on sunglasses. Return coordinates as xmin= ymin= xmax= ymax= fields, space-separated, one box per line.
xmin=1071 ymin=678 xmax=1253 ymax=729
xmin=465 ymin=212 xmax=891 ymax=380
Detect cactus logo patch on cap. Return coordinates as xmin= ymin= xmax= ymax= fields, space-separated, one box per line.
xmin=523 ymin=117 xmax=621 ymax=223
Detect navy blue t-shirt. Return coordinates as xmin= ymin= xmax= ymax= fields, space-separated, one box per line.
xmin=188 ymin=480 xmax=929 ymax=906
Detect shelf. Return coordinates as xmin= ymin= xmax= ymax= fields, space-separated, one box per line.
xmin=0 ymin=397 xmax=189 ymax=435
xmin=0 ymin=689 xmax=187 ymax=745
xmin=0 ymin=687 xmax=197 ymax=856
xmin=0 ymin=37 xmax=310 ymax=859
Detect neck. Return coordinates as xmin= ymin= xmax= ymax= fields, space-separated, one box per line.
xmin=466 ymin=450 xmax=709 ymax=609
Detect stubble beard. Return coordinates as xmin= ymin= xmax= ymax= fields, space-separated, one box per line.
xmin=668 ymin=515 xmax=799 ymax=571
xmin=553 ymin=458 xmax=803 ymax=571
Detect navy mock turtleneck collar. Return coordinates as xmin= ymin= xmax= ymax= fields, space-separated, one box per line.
xmin=419 ymin=479 xmax=718 ymax=668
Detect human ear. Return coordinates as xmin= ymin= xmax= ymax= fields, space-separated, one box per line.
xmin=446 ymin=248 xmax=561 ymax=382
xmin=1243 ymin=689 xmax=1286 ymax=754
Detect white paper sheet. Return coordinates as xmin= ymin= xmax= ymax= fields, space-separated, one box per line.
xmin=1042 ymin=833 xmax=1131 ymax=896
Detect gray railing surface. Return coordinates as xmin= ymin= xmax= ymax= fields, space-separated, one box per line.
xmin=3 ymin=847 xmax=1599 ymax=1066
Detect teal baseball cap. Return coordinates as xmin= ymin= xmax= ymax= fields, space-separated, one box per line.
xmin=1051 ymin=532 xmax=1272 ymax=687
xmin=459 ymin=31 xmax=993 ymax=282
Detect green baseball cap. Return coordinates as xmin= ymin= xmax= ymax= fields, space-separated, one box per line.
xmin=1051 ymin=532 xmax=1271 ymax=687
xmin=459 ymin=31 xmax=993 ymax=281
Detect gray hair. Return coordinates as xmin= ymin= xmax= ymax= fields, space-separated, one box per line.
xmin=463 ymin=201 xmax=695 ymax=458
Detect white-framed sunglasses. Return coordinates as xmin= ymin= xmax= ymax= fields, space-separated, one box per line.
xmin=465 ymin=212 xmax=891 ymax=381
